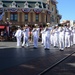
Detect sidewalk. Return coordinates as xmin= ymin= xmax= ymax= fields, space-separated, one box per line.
xmin=0 ymin=42 xmax=75 ymax=75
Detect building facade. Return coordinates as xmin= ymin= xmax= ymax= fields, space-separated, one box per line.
xmin=61 ymin=20 xmax=75 ymax=26
xmin=0 ymin=0 xmax=61 ymax=27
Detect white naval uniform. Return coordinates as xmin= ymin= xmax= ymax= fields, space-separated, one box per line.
xmin=32 ymin=28 xmax=39 ymax=48
xmin=70 ymin=27 xmax=73 ymax=46
xmin=53 ymin=28 xmax=59 ymax=47
xmin=15 ymin=29 xmax=22 ymax=47
xmin=72 ymin=28 xmax=75 ymax=44
xmin=44 ymin=27 xmax=51 ymax=49
xmin=65 ymin=27 xmax=71 ymax=47
xmin=50 ymin=29 xmax=54 ymax=45
xmin=22 ymin=28 xmax=29 ymax=47
xmin=59 ymin=27 xmax=65 ymax=50
xmin=41 ymin=29 xmax=45 ymax=46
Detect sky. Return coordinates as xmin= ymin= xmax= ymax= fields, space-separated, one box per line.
xmin=57 ymin=0 xmax=75 ymax=21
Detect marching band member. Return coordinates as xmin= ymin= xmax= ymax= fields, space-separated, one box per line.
xmin=41 ymin=26 xmax=45 ymax=46
xmin=59 ymin=24 xmax=65 ymax=51
xmin=32 ymin=24 xmax=39 ymax=49
xmin=22 ymin=24 xmax=29 ymax=47
xmin=50 ymin=26 xmax=55 ymax=45
xmin=64 ymin=23 xmax=71 ymax=48
xmin=70 ymin=26 xmax=73 ymax=46
xmin=72 ymin=27 xmax=75 ymax=44
xmin=53 ymin=25 xmax=59 ymax=47
xmin=15 ymin=26 xmax=22 ymax=47
xmin=44 ymin=23 xmax=51 ymax=50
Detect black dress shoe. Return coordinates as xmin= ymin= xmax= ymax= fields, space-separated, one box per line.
xmin=22 ymin=46 xmax=24 ymax=48
xmin=33 ymin=47 xmax=37 ymax=49
xmin=45 ymin=48 xmax=47 ymax=50
xmin=60 ymin=49 xmax=64 ymax=51
xmin=46 ymin=48 xmax=50 ymax=50
xmin=45 ymin=48 xmax=50 ymax=50
xmin=54 ymin=46 xmax=58 ymax=48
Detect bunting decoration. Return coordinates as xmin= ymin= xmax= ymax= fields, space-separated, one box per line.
xmin=34 ymin=9 xmax=42 ymax=14
xmin=8 ymin=8 xmax=18 ymax=12
xmin=22 ymin=8 xmax=31 ymax=13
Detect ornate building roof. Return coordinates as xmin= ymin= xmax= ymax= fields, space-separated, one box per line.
xmin=2 ymin=0 xmax=47 ymax=8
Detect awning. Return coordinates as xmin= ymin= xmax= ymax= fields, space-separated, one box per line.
xmin=0 ymin=26 xmax=5 ymax=29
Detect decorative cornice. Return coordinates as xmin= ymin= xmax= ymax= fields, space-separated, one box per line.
xmin=11 ymin=1 xmax=16 ymax=8
xmin=24 ymin=1 xmax=29 ymax=8
xmin=35 ymin=2 xmax=39 ymax=8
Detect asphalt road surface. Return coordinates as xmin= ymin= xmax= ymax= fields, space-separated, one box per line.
xmin=0 ymin=42 xmax=75 ymax=75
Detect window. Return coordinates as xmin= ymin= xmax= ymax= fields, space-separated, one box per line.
xmin=52 ymin=7 xmax=53 ymax=11
xmin=36 ymin=14 xmax=39 ymax=22
xmin=10 ymin=13 xmax=18 ymax=21
xmin=25 ymin=14 xmax=28 ymax=21
xmin=51 ymin=15 xmax=54 ymax=22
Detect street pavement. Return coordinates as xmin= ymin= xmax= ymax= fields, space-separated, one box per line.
xmin=43 ymin=53 xmax=75 ymax=75
xmin=0 ymin=42 xmax=75 ymax=75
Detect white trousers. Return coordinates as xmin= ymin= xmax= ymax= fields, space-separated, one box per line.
xmin=44 ymin=36 xmax=50 ymax=49
xmin=22 ymin=37 xmax=29 ymax=46
xmin=53 ymin=34 xmax=59 ymax=47
xmin=59 ymin=35 xmax=65 ymax=50
xmin=70 ymin=34 xmax=73 ymax=46
xmin=73 ymin=34 xmax=75 ymax=44
xmin=41 ymin=34 xmax=45 ymax=46
xmin=65 ymin=34 xmax=71 ymax=47
xmin=33 ymin=37 xmax=38 ymax=48
xmin=16 ymin=37 xmax=21 ymax=47
xmin=50 ymin=35 xmax=54 ymax=45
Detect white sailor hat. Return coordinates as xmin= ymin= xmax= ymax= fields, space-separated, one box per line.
xmin=34 ymin=24 xmax=38 ymax=26
xmin=47 ymin=23 xmax=50 ymax=25
xmin=46 ymin=23 xmax=50 ymax=27
xmin=46 ymin=23 xmax=50 ymax=26
xmin=17 ymin=26 xmax=21 ymax=28
xmin=6 ymin=18 xmax=9 ymax=20
xmin=55 ymin=24 xmax=58 ymax=27
xmin=25 ymin=24 xmax=28 ymax=27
